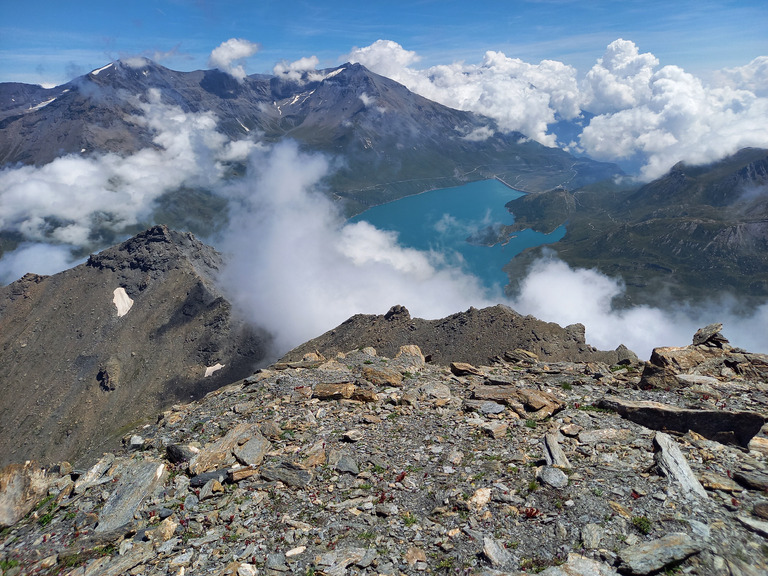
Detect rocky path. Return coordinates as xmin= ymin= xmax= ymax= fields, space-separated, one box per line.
xmin=2 ymin=327 xmax=768 ymax=575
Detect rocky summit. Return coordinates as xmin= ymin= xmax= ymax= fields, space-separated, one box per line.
xmin=281 ymin=304 xmax=637 ymax=367
xmin=0 ymin=225 xmax=271 ymax=469
xmin=2 ymin=323 xmax=768 ymax=576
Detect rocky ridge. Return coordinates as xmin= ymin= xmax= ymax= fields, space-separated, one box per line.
xmin=281 ymin=304 xmax=637 ymax=367
xmin=2 ymin=325 xmax=768 ymax=575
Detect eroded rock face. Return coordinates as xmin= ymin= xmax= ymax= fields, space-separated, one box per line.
xmin=0 ymin=462 xmax=48 ymax=528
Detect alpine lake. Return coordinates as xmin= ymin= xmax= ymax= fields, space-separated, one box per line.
xmin=349 ymin=179 xmax=565 ymax=290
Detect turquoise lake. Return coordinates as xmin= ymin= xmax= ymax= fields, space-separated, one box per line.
xmin=349 ymin=179 xmax=565 ymax=290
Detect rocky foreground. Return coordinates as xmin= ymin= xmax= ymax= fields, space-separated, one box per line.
xmin=2 ymin=324 xmax=768 ymax=575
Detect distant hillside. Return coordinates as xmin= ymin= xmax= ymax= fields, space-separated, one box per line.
xmin=502 ymin=148 xmax=768 ymax=305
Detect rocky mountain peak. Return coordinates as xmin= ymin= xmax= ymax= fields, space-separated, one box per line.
xmin=282 ymin=303 xmax=637 ymax=366
xmin=86 ymin=225 xmax=222 ymax=295
xmin=0 ymin=227 xmax=271 ymax=469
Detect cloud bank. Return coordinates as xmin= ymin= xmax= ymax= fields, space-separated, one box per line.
xmin=346 ymin=38 xmax=768 ymax=179
xmin=0 ymin=89 xmax=256 ymax=283
xmin=217 ymin=141 xmax=495 ymax=354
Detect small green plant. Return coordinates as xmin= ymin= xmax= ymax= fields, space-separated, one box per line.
xmin=402 ymin=371 xmax=413 ymax=379
xmin=95 ymin=544 xmax=116 ymax=557
xmin=560 ymin=381 xmax=572 ymax=390
xmin=470 ymin=472 xmax=485 ymax=482
xmin=527 ymin=479 xmax=539 ymax=492
xmin=435 ymin=557 xmax=454 ymax=570
xmin=372 ymin=464 xmax=385 ymax=474
xmin=359 ymin=483 xmax=373 ymax=490
xmin=519 ymin=556 xmax=564 ymax=573
xmin=632 ymin=515 xmax=652 ymax=535
xmin=359 ymin=530 xmax=375 ymax=541
xmin=38 ymin=510 xmax=55 ymax=526
xmin=0 ymin=559 xmax=20 ymax=571
xmin=592 ymin=487 xmax=604 ymax=497
xmin=525 ymin=419 xmax=537 ymax=429
xmin=33 ymin=494 xmax=54 ymax=512
xmin=402 ymin=512 xmax=418 ymax=527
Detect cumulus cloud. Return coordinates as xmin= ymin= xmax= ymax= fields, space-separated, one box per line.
xmin=715 ymin=56 xmax=768 ymax=97
xmin=509 ymin=256 xmax=768 ymax=359
xmin=346 ymin=38 xmax=768 ymax=179
xmin=346 ymin=40 xmax=579 ymax=146
xmin=208 ymin=38 xmax=259 ymax=81
xmin=273 ymin=55 xmax=324 ymax=82
xmin=577 ymin=40 xmax=768 ymax=179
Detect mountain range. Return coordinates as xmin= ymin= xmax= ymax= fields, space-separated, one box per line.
xmin=0 ymin=58 xmax=620 ymax=218
xmin=501 ymin=147 xmax=768 ymax=306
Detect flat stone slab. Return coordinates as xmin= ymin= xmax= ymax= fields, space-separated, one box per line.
xmin=598 ymin=395 xmax=764 ymax=448
xmin=189 ymin=423 xmax=264 ymax=475
xmin=261 ymin=461 xmax=312 ymax=487
xmin=618 ymin=532 xmax=702 ymax=575
xmin=96 ymin=461 xmax=166 ymax=533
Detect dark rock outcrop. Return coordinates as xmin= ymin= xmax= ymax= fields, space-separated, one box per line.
xmin=281 ymin=304 xmax=636 ymax=366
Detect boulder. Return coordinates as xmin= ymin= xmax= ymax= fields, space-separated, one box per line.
xmin=95 ymin=460 xmax=167 ymax=533
xmin=618 ymin=533 xmax=702 ymax=574
xmin=0 ymin=462 xmax=49 ymax=528
xmin=189 ymin=423 xmax=266 ymax=475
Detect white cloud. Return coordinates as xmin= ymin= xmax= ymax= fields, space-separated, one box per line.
xmin=218 ymin=141 xmax=495 ymax=354
xmin=715 ymin=56 xmax=768 ymax=97
xmin=346 ymin=40 xmax=579 ymax=147
xmin=580 ymin=39 xmax=658 ymax=114
xmin=208 ymin=38 xmax=259 ymax=81
xmin=273 ymin=55 xmax=324 ymax=82
xmin=346 ymin=38 xmax=768 ymax=180
xmin=578 ymin=56 xmax=768 ymax=179
xmin=509 ymin=256 xmax=768 ymax=359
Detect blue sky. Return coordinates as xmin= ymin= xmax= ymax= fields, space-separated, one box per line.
xmin=1 ymin=0 xmax=766 ymax=86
